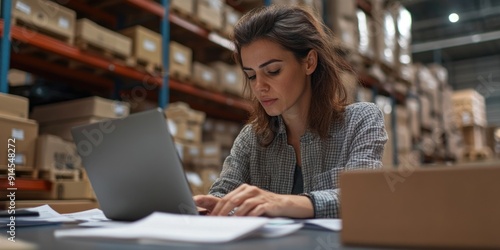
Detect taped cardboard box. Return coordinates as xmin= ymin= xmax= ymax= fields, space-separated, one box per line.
xmin=341 ymin=165 xmax=500 ymax=249
xmin=12 ymin=0 xmax=76 ymax=43
xmin=31 ymin=96 xmax=130 ymax=124
xmin=0 ymin=115 xmax=38 ymax=168
xmin=0 ymin=92 xmax=29 ymax=119
xmin=121 ymin=26 xmax=162 ymax=67
xmin=223 ymin=5 xmax=241 ymax=36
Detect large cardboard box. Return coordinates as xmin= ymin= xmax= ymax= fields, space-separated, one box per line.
xmin=0 ymin=115 xmax=38 ymax=168
xmin=165 ymin=102 xmax=205 ymax=143
xmin=0 ymin=92 xmax=29 ymax=119
xmin=76 ymin=19 xmax=132 ymax=58
xmin=31 ymin=96 xmax=130 ymax=124
xmin=121 ymin=25 xmax=162 ymax=66
xmin=12 ymin=0 xmax=75 ymax=43
xmin=195 ymin=0 xmax=223 ymax=30
xmin=341 ymin=165 xmax=500 ymax=249
xmin=169 ymin=41 xmax=193 ymax=79
xmin=452 ymin=89 xmax=487 ymax=127
xmin=35 ymin=134 xmax=82 ymax=170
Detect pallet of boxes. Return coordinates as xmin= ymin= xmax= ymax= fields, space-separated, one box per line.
xmin=0 ymin=93 xmax=39 ymax=199
xmin=26 ymin=96 xmax=130 ymax=211
xmin=452 ymin=89 xmax=493 ymax=161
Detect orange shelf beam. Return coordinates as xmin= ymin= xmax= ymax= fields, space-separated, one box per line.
xmin=1 ymin=20 xmax=250 ymax=111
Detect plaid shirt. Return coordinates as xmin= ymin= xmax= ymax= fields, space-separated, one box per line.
xmin=209 ymin=102 xmax=388 ymax=218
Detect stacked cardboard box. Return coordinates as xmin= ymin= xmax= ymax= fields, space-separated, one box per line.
xmin=75 ymin=19 xmax=132 ymax=59
xmin=356 ymin=9 xmax=375 ymax=60
xmin=169 ymin=41 xmax=193 ymax=80
xmin=8 ymin=69 xmax=34 ymax=87
xmin=223 ymin=5 xmax=241 ymax=37
xmin=195 ymin=0 xmax=224 ymax=30
xmin=171 ymin=0 xmax=194 ymax=16
xmin=0 ymin=93 xmax=38 ymax=170
xmin=372 ymin=0 xmax=397 ymax=68
xmin=12 ymin=0 xmax=76 ymax=44
xmin=391 ymin=2 xmax=412 ymax=82
xmin=31 ymin=96 xmax=130 ymax=141
xmin=211 ymin=61 xmax=244 ymax=96
xmin=121 ymin=26 xmax=162 ymax=70
xmin=165 ymin=102 xmax=205 ymax=144
xmin=193 ymin=61 xmax=218 ymax=90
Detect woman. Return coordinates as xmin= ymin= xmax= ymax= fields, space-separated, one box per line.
xmin=194 ymin=4 xmax=387 ymax=218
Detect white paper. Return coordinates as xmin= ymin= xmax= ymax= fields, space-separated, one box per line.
xmin=62 ymin=209 xmax=109 ymax=222
xmin=22 ymin=205 xmax=77 ymax=223
xmin=303 ymin=219 xmax=342 ymax=231
xmin=55 ymin=212 xmax=271 ymax=243
xmin=257 ymin=223 xmax=303 ymax=238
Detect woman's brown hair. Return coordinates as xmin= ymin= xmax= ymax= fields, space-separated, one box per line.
xmin=232 ymin=4 xmax=353 ymax=146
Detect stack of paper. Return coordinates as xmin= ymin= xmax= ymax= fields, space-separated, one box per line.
xmin=55 ymin=212 xmax=273 ymax=243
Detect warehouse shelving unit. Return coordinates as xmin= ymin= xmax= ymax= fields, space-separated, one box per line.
xmin=0 ymin=0 xmax=251 ymax=121
xmin=0 ymin=0 xmax=407 ymax=166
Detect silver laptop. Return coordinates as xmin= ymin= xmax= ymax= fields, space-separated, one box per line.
xmin=71 ymin=108 xmax=199 ymax=221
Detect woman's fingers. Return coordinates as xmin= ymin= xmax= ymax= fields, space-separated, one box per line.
xmin=211 ymin=184 xmax=256 ymax=216
xmin=193 ymin=195 xmax=220 ymax=211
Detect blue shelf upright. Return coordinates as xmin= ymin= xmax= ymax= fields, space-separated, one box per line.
xmin=1 ymin=0 xmax=12 ymax=93
xmin=159 ymin=0 xmax=170 ymax=109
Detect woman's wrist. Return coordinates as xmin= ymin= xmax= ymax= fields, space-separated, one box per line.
xmin=280 ymin=194 xmax=314 ymax=218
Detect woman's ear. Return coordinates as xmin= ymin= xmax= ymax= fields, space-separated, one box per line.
xmin=305 ymin=49 xmax=318 ymax=75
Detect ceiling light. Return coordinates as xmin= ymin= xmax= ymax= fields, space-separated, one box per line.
xmin=449 ymin=13 xmax=459 ymax=23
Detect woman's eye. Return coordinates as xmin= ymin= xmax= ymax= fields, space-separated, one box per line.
xmin=268 ymin=69 xmax=280 ymax=75
xmin=247 ymin=75 xmax=256 ymax=80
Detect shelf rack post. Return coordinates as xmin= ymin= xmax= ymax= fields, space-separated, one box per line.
xmin=159 ymin=0 xmax=170 ymax=109
xmin=0 ymin=0 xmax=12 ymax=93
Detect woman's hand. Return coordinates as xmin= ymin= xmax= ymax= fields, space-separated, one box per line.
xmin=193 ymin=195 xmax=221 ymax=214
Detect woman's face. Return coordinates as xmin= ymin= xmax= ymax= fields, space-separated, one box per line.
xmin=241 ymin=39 xmax=315 ymax=117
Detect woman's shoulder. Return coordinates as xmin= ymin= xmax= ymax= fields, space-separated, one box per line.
xmin=342 ymin=102 xmax=384 ymax=127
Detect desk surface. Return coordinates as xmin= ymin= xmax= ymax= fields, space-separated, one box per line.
xmin=13 ymin=224 xmax=386 ymax=250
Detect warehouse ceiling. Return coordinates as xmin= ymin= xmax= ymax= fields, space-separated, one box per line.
xmin=402 ymin=0 xmax=500 ymax=63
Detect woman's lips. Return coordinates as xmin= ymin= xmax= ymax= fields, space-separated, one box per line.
xmin=261 ymin=99 xmax=277 ymax=107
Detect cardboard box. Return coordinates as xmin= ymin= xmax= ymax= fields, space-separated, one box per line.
xmin=340 ymin=165 xmax=500 ymax=249
xmin=0 ymin=92 xmax=29 ymax=119
xmin=76 ymin=19 xmax=132 ymax=58
xmin=452 ymin=89 xmax=487 ymax=127
xmin=195 ymin=0 xmax=223 ymax=30
xmin=341 ymin=71 xmax=358 ymax=104
xmin=169 ymin=41 xmax=193 ymax=79
xmin=462 ymin=126 xmax=487 ymax=151
xmin=211 ymin=62 xmax=244 ymax=95
xmin=0 ymin=115 xmax=38 ymax=168
xmin=171 ymin=0 xmax=194 ymax=15
xmin=201 ymin=142 xmax=222 ymax=166
xmin=223 ymin=5 xmax=241 ymax=36
xmin=31 ymin=96 xmax=130 ymax=124
xmin=12 ymin=0 xmax=75 ymax=43
xmin=35 ymin=134 xmax=82 ymax=170
xmin=168 ymin=119 xmax=202 ymax=143
xmin=193 ymin=62 xmax=218 ymax=90
xmin=165 ymin=102 xmax=205 ymax=124
xmin=40 ymin=117 xmax=103 ymax=141
xmin=357 ymin=10 xmax=375 ymax=59
xmin=174 ymin=141 xmax=201 ymax=165
xmin=121 ymin=25 xmax=162 ymax=66
xmin=8 ymin=69 xmax=34 ymax=86
xmin=392 ymin=2 xmax=412 ymax=66
xmin=324 ymin=0 xmax=356 ymax=21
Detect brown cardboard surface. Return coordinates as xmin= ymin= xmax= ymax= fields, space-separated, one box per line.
xmin=76 ymin=19 xmax=132 ymax=57
xmin=0 ymin=115 xmax=38 ymax=168
xmin=193 ymin=62 xmax=218 ymax=90
xmin=223 ymin=5 xmax=241 ymax=36
xmin=171 ymin=0 xmax=194 ymax=15
xmin=40 ymin=116 xmax=104 ymax=141
xmin=31 ymin=96 xmax=130 ymax=124
xmin=35 ymin=134 xmax=82 ymax=170
xmin=0 ymin=92 xmax=29 ymax=119
xmin=8 ymin=69 xmax=34 ymax=87
xmin=195 ymin=0 xmax=223 ymax=30
xmin=12 ymin=0 xmax=76 ymax=42
xmin=340 ymin=164 xmax=500 ymax=249
xmin=121 ymin=25 xmax=162 ymax=65
xmin=169 ymin=41 xmax=193 ymax=78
